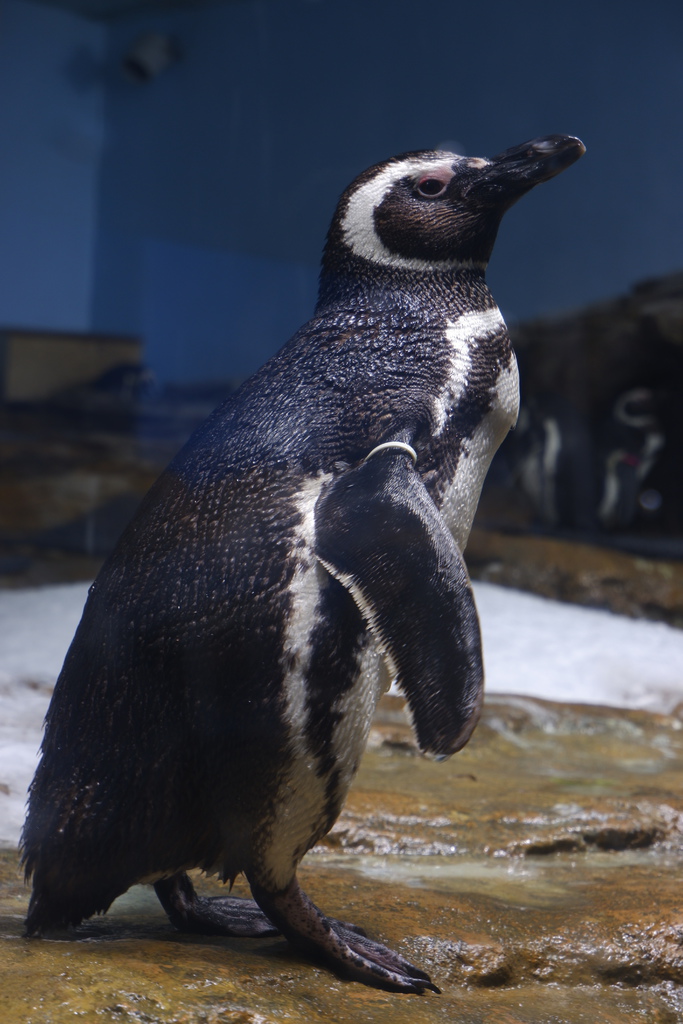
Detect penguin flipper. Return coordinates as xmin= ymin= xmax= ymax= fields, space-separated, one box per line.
xmin=315 ymin=449 xmax=483 ymax=759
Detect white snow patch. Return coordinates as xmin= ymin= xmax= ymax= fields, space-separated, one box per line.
xmin=0 ymin=582 xmax=90 ymax=848
xmin=473 ymin=581 xmax=683 ymax=713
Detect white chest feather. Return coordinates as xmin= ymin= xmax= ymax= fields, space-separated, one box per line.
xmin=260 ymin=475 xmax=331 ymax=884
xmin=260 ymin=474 xmax=385 ymax=888
xmin=434 ymin=307 xmax=519 ymax=550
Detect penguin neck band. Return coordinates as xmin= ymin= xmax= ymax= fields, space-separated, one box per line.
xmin=364 ymin=441 xmax=418 ymax=465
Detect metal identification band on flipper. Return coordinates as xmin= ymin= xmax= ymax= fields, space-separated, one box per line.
xmin=364 ymin=441 xmax=418 ymax=465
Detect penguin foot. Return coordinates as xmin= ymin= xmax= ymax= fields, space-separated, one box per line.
xmin=249 ymin=875 xmax=439 ymax=994
xmin=154 ymin=872 xmax=280 ymax=938
xmin=328 ymin=918 xmax=367 ymax=937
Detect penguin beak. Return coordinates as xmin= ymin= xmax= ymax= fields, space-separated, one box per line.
xmin=489 ymin=135 xmax=586 ymax=184
xmin=444 ymin=134 xmax=584 ymax=263
xmin=464 ymin=135 xmax=585 ymax=204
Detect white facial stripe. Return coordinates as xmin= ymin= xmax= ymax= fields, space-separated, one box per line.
xmin=433 ymin=308 xmax=508 ymax=435
xmin=341 ymin=155 xmax=481 ymax=272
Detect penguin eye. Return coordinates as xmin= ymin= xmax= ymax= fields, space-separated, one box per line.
xmin=416 ymin=177 xmax=448 ymax=198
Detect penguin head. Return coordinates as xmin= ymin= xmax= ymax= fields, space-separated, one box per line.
xmin=322 ymin=135 xmax=585 ymax=277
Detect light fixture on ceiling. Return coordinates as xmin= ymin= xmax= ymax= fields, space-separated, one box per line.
xmin=122 ymin=33 xmax=181 ymax=83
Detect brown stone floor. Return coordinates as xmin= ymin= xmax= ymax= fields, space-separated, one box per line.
xmin=3 ymin=695 xmax=683 ymax=1023
xmin=466 ymin=528 xmax=683 ymax=628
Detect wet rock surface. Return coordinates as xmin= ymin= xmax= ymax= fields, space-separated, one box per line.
xmin=0 ymin=407 xmax=177 ymax=589
xmin=3 ymin=694 xmax=683 ymax=1022
xmin=466 ymin=528 xmax=683 ymax=627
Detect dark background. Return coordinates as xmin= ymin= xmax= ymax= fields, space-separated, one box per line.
xmin=2 ymin=0 xmax=682 ymax=385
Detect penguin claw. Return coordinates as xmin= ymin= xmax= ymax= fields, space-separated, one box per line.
xmin=154 ymin=873 xmax=280 ymax=938
xmin=249 ymin=876 xmax=439 ymax=993
xmin=333 ymin=923 xmax=440 ymax=993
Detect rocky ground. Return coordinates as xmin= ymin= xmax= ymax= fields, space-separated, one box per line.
xmin=3 ymin=694 xmax=683 ymax=1023
xmin=466 ymin=526 xmax=683 ymax=628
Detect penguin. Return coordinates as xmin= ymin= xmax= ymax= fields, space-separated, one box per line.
xmin=513 ymin=393 xmax=597 ymax=531
xmin=21 ymin=134 xmax=585 ymax=993
xmin=597 ymin=387 xmax=664 ymax=530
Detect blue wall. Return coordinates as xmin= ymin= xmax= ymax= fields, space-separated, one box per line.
xmin=141 ymin=239 xmax=317 ymax=382
xmin=1 ymin=0 xmax=682 ymax=381
xmin=0 ymin=0 xmax=105 ymax=330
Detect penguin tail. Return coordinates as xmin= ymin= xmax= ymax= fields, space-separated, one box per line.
xmin=23 ymin=864 xmax=122 ymax=936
